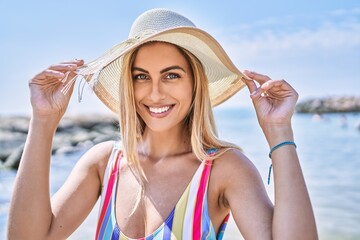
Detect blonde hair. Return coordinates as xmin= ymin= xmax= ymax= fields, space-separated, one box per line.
xmin=118 ymin=42 xmax=240 ymax=216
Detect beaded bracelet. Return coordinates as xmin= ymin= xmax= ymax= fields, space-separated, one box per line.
xmin=267 ymin=141 xmax=297 ymax=184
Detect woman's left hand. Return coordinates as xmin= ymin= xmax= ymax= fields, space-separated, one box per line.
xmin=242 ymin=70 xmax=298 ymax=130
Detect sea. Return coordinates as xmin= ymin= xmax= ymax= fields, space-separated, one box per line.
xmin=1 ymin=107 xmax=359 ymax=239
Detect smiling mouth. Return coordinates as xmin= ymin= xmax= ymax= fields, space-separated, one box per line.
xmin=147 ymin=105 xmax=174 ymax=114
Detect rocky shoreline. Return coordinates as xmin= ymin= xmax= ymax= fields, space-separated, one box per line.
xmin=2 ymin=96 xmax=360 ymax=169
xmin=296 ymin=96 xmax=360 ymax=113
xmin=0 ymin=114 xmax=120 ymax=169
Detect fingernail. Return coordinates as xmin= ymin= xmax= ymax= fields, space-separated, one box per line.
xmin=250 ymin=89 xmax=258 ymax=96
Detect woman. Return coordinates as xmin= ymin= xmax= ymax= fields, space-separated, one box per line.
xmin=7 ymin=9 xmax=317 ymax=239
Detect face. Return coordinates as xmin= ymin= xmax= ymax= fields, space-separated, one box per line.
xmin=132 ymin=42 xmax=193 ymax=133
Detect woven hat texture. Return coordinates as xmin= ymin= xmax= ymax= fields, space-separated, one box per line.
xmin=74 ymin=8 xmax=247 ymax=113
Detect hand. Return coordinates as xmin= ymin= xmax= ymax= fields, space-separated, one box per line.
xmin=29 ymin=59 xmax=84 ymax=119
xmin=242 ymin=70 xmax=298 ymax=130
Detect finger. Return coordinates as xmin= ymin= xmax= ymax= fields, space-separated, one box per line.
xmin=33 ymin=69 xmax=65 ymax=80
xmin=59 ymin=59 xmax=84 ymax=65
xmin=48 ymin=59 xmax=84 ymax=73
xmin=244 ymin=70 xmax=271 ymax=85
xmin=249 ymin=87 xmax=263 ymax=101
xmin=49 ymin=63 xmax=78 ymax=72
xmin=261 ymin=79 xmax=294 ymax=92
xmin=62 ymin=59 xmax=85 ymax=70
xmin=241 ymin=76 xmax=258 ymax=94
xmin=261 ymin=79 xmax=299 ymax=102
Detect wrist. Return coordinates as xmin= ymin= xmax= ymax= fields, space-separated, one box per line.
xmin=30 ymin=114 xmax=60 ymax=133
xmin=262 ymin=123 xmax=294 ymax=148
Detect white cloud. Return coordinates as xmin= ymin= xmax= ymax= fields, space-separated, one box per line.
xmin=220 ymin=14 xmax=360 ymax=62
xmin=215 ymin=9 xmax=360 ymax=106
xmin=329 ymin=7 xmax=360 ymax=17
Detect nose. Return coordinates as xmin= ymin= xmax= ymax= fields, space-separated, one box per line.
xmin=149 ymin=81 xmax=165 ymax=102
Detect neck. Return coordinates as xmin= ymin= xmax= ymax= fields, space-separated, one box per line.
xmin=138 ymin=125 xmax=192 ymax=162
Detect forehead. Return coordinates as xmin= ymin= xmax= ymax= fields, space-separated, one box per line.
xmin=133 ymin=42 xmax=189 ymax=67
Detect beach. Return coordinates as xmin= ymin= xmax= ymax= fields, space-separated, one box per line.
xmin=1 ymin=107 xmax=360 ymax=239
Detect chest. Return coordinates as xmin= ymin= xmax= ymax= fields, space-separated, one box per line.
xmin=115 ymin=159 xmax=200 ymax=234
xmin=97 ymin=153 xmax=229 ymax=239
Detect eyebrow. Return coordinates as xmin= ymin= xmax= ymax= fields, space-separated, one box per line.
xmin=132 ymin=65 xmax=186 ymax=74
xmin=160 ymin=65 xmax=186 ymax=74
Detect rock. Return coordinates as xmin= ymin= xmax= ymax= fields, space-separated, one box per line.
xmin=0 ymin=131 xmax=27 ymax=162
xmin=93 ymin=134 xmax=119 ymax=144
xmin=0 ymin=116 xmax=29 ymax=133
xmin=55 ymin=145 xmax=81 ymax=155
xmin=64 ymin=115 xmax=118 ymax=130
xmin=72 ymin=130 xmax=101 ymax=144
xmin=92 ymin=123 xmax=119 ymax=135
xmin=296 ymin=96 xmax=360 ymax=113
xmin=3 ymin=143 xmax=24 ymax=169
xmin=0 ymin=114 xmax=120 ymax=169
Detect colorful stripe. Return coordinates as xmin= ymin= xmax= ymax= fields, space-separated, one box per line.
xmin=95 ymin=150 xmax=122 ymax=239
xmin=193 ymin=161 xmax=212 ymax=239
xmin=216 ymin=214 xmax=230 ymax=239
xmin=95 ymin=146 xmax=230 ymax=240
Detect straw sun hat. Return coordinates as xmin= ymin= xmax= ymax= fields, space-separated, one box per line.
xmin=66 ymin=8 xmax=247 ymax=113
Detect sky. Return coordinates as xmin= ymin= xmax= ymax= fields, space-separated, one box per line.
xmin=0 ymin=0 xmax=359 ymax=115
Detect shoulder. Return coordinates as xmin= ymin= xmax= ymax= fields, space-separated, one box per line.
xmin=213 ymin=148 xmax=261 ymax=181
xmin=210 ymin=150 xmax=273 ymax=238
xmin=211 ymin=148 xmax=265 ymax=197
xmin=75 ymin=140 xmax=116 ymax=182
xmin=80 ymin=140 xmax=115 ymax=164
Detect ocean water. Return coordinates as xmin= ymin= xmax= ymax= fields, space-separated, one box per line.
xmin=1 ymin=107 xmax=359 ymax=239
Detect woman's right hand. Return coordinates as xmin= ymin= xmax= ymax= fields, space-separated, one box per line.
xmin=29 ymin=59 xmax=84 ymax=120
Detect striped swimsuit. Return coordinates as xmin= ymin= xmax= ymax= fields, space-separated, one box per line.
xmin=95 ymin=145 xmax=230 ymax=240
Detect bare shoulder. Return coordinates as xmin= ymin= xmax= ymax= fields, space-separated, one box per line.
xmin=211 ymin=148 xmax=272 ymax=219
xmin=211 ymin=148 xmax=264 ymax=192
xmin=214 ymin=148 xmax=261 ymax=180
xmin=75 ymin=140 xmax=115 ymax=181
xmin=211 ymin=151 xmax=273 ymax=239
xmin=79 ymin=140 xmax=114 ymax=164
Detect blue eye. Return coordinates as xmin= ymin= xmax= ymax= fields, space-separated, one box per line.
xmin=133 ymin=74 xmax=148 ymax=81
xmin=165 ymin=73 xmax=180 ymax=79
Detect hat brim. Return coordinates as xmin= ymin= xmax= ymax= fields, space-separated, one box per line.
xmin=77 ymin=27 xmax=248 ymax=113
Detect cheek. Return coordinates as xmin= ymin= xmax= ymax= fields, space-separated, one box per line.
xmin=173 ymin=83 xmax=192 ymax=100
xmin=133 ymin=84 xmax=144 ymax=102
xmin=133 ymin=85 xmax=144 ymax=112
xmin=183 ymin=81 xmax=194 ymax=104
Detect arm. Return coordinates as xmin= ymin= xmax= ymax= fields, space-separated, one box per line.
xmin=238 ymin=71 xmax=318 ymax=239
xmin=6 ymin=60 xmax=109 ymax=239
xmin=216 ymin=149 xmax=274 ymax=239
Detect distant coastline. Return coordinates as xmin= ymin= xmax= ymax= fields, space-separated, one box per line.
xmin=296 ymin=96 xmax=360 ymax=114
xmin=0 ymin=114 xmax=120 ymax=169
xmin=1 ymin=96 xmax=360 ymax=169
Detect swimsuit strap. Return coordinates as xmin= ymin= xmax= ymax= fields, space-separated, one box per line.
xmin=95 ymin=146 xmax=230 ymax=240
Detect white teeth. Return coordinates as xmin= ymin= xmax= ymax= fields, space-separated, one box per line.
xmin=149 ymin=106 xmax=171 ymax=114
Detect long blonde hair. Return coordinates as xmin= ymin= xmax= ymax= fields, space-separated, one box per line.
xmin=118 ymin=41 xmax=240 ymax=215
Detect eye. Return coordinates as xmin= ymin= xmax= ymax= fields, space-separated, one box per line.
xmin=133 ymin=74 xmax=148 ymax=81
xmin=165 ymin=73 xmax=180 ymax=80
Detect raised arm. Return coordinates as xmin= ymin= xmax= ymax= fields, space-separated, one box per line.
xmin=241 ymin=70 xmax=318 ymax=239
xmin=6 ymin=60 xmax=108 ymax=239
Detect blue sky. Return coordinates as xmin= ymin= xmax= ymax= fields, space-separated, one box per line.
xmin=1 ymin=0 xmax=359 ymax=115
